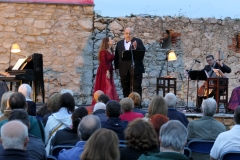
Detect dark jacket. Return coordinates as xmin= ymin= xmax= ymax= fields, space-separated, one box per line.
xmin=114 ymin=37 xmax=146 ymax=76
xmin=139 ymin=152 xmax=189 ymax=160
xmin=93 ymin=109 xmax=108 ymax=122
xmin=51 ymin=127 xmax=79 ymax=146
xmin=120 ymin=147 xmax=159 ymax=160
xmin=101 ymin=117 xmax=128 ymax=140
xmin=0 ymin=149 xmax=33 ymax=160
xmin=167 ymin=108 xmax=189 ymax=128
xmin=27 ymin=101 xmax=36 ymax=116
xmin=133 ymin=108 xmax=147 ymax=116
xmin=203 ymin=62 xmax=231 ymax=73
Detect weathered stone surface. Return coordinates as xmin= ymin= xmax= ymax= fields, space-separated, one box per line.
xmin=108 ymin=21 xmax=123 ymax=31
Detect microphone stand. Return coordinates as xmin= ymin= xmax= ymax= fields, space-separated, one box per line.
xmin=185 ymin=60 xmax=197 ymax=112
xmin=130 ymin=44 xmax=135 ymax=93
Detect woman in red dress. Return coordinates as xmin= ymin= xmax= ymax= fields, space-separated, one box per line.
xmin=92 ymin=36 xmax=119 ymax=104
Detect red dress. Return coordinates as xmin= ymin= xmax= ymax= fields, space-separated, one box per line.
xmin=92 ymin=49 xmax=119 ymax=105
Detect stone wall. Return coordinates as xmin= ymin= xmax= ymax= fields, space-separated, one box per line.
xmin=0 ymin=3 xmax=94 ymax=104
xmin=93 ymin=15 xmax=240 ymax=107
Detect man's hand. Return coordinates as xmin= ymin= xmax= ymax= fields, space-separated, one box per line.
xmin=115 ymin=69 xmax=119 ymax=76
xmin=132 ymin=40 xmax=137 ymax=49
xmin=216 ymin=60 xmax=223 ymax=66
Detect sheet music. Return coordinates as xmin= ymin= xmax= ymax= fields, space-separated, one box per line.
xmin=12 ymin=58 xmax=27 ymax=70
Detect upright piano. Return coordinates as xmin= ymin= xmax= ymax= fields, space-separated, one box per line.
xmin=0 ymin=53 xmax=45 ymax=102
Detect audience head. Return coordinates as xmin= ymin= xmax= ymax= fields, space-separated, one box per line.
xmin=78 ymin=115 xmax=101 ymax=141
xmin=59 ymin=93 xmax=75 ymax=114
xmin=93 ymin=90 xmax=104 ymax=103
xmin=81 ymin=128 xmax=120 ymax=160
xmin=60 ymin=89 xmax=74 ymax=96
xmin=159 ymin=120 xmax=187 ymax=153
xmin=47 ymin=92 xmax=61 ymax=113
xmin=8 ymin=92 xmax=27 ymax=110
xmin=8 ymin=109 xmax=30 ymax=128
xmin=234 ymin=106 xmax=240 ymax=124
xmin=93 ymin=102 xmax=106 ymax=112
xmin=148 ymin=95 xmax=168 ymax=117
xmin=202 ymin=98 xmax=217 ymax=116
xmin=106 ymin=100 xmax=121 ymax=117
xmin=1 ymin=91 xmax=14 ymax=113
xmin=18 ymin=84 xmax=32 ymax=98
xmin=0 ymin=120 xmax=29 ymax=150
xmin=125 ymin=118 xmax=158 ymax=150
xmin=164 ymin=93 xmax=177 ymax=107
xmin=71 ymin=107 xmax=88 ymax=133
xmin=149 ymin=114 xmax=169 ymax=140
xmin=98 ymin=94 xmax=110 ymax=104
xmin=120 ymin=97 xmax=134 ymax=112
xmin=36 ymin=103 xmax=51 ymax=117
xmin=128 ymin=92 xmax=141 ymax=108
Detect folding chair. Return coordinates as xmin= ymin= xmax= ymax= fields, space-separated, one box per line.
xmin=220 ymin=151 xmax=240 ymax=160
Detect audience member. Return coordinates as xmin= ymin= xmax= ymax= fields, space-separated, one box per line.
xmin=0 ymin=109 xmax=46 ymax=160
xmin=51 ymin=106 xmax=88 ymax=146
xmin=139 ymin=120 xmax=188 ymax=160
xmin=120 ymin=97 xmax=143 ymax=122
xmin=0 ymin=81 xmax=8 ymax=112
xmin=92 ymin=102 xmax=108 ymax=122
xmin=18 ymin=84 xmax=36 ymax=116
xmin=36 ymin=103 xmax=50 ymax=122
xmin=58 ymin=115 xmax=101 ymax=160
xmin=165 ymin=93 xmax=189 ymax=127
xmin=0 ymin=91 xmax=14 ymax=122
xmin=210 ymin=106 xmax=240 ymax=160
xmin=128 ymin=92 xmax=146 ymax=116
xmin=149 ymin=114 xmax=169 ymax=144
xmin=0 ymin=120 xmax=31 ymax=160
xmin=45 ymin=92 xmax=75 ymax=153
xmin=80 ymin=128 xmax=120 ymax=160
xmin=101 ymin=100 xmax=128 ymax=140
xmin=86 ymin=90 xmax=104 ymax=114
xmin=143 ymin=95 xmax=168 ymax=121
xmin=120 ymin=119 xmax=159 ymax=160
xmin=0 ymin=92 xmax=45 ymax=142
xmin=98 ymin=94 xmax=110 ymax=104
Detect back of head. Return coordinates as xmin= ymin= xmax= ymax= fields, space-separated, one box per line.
xmin=234 ymin=106 xmax=240 ymax=124
xmin=59 ymin=93 xmax=75 ymax=113
xmin=97 ymin=94 xmax=110 ymax=104
xmin=81 ymin=128 xmax=120 ymax=160
xmin=71 ymin=107 xmax=88 ymax=132
xmin=8 ymin=109 xmax=29 ymax=127
xmin=9 ymin=92 xmax=27 ymax=110
xmin=128 ymin=92 xmax=141 ymax=107
xmin=148 ymin=96 xmax=168 ymax=117
xmin=1 ymin=91 xmax=14 ymax=113
xmin=93 ymin=102 xmax=106 ymax=112
xmin=18 ymin=84 xmax=31 ymax=98
xmin=106 ymin=100 xmax=121 ymax=117
xmin=1 ymin=120 xmax=28 ymax=150
xmin=160 ymin=120 xmax=187 ymax=153
xmin=93 ymin=90 xmax=104 ymax=102
xmin=164 ymin=93 xmax=177 ymax=107
xmin=149 ymin=114 xmax=169 ymax=138
xmin=47 ymin=92 xmax=61 ymax=113
xmin=120 ymin=97 xmax=134 ymax=112
xmin=78 ymin=115 xmax=101 ymax=141
xmin=202 ymin=98 xmax=216 ymax=116
xmin=125 ymin=118 xmax=158 ymax=150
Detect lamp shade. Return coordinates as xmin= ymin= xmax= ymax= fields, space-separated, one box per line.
xmin=168 ymin=50 xmax=177 ymax=61
xmin=11 ymin=43 xmax=21 ymax=53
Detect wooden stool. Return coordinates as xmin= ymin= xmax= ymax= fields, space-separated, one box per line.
xmin=156 ymin=77 xmax=177 ymax=97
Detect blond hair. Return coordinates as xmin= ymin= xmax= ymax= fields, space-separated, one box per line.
xmin=148 ymin=95 xmax=168 ymax=117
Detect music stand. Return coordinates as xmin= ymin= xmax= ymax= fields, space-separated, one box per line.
xmin=122 ymin=50 xmax=145 ymax=93
xmin=189 ymin=70 xmax=208 ymax=108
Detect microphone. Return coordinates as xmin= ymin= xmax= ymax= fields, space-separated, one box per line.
xmin=195 ymin=60 xmax=201 ymax=63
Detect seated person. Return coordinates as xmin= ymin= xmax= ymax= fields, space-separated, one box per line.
xmin=120 ymin=97 xmax=143 ymax=122
xmin=58 ymin=115 xmax=101 ymax=160
xmin=128 ymin=92 xmax=146 ymax=116
xmin=101 ymin=100 xmax=128 ymax=140
xmin=92 ymin=102 xmax=107 ymax=122
xmin=210 ymin=106 xmax=240 ymax=160
xmin=120 ymin=119 xmax=159 ymax=160
xmin=86 ymin=90 xmax=104 ymax=114
xmin=51 ymin=106 xmax=88 ymax=146
xmin=165 ymin=93 xmax=189 ymax=127
xmin=0 ymin=91 xmax=14 ymax=122
xmin=97 ymin=94 xmax=110 ymax=104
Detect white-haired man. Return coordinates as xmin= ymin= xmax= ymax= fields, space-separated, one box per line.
xmin=139 ymin=120 xmax=189 ymax=160
xmin=0 ymin=120 xmax=31 ymax=160
xmin=165 ymin=93 xmax=189 ymax=127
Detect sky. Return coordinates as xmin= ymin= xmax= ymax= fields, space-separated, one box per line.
xmin=94 ymin=0 xmax=240 ymax=19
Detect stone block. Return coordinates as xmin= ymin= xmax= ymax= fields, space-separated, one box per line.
xmin=34 ymin=20 xmax=46 ymax=29
xmin=108 ymin=21 xmax=123 ymax=31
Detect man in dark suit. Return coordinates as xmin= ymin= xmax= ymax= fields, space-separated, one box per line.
xmin=114 ymin=27 xmax=145 ymax=98
xmin=196 ymin=54 xmax=231 ymax=112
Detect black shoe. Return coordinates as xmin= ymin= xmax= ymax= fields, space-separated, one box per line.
xmin=194 ymin=108 xmax=201 ymax=113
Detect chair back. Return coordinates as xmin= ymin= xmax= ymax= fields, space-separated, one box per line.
xmin=47 ymin=155 xmax=57 ymax=160
xmin=50 ymin=145 xmax=74 ymax=157
xmin=220 ymin=151 xmax=240 ymax=160
xmin=184 ymin=147 xmax=192 ymax=158
xmin=119 ymin=140 xmax=127 ymax=148
xmin=187 ymin=140 xmax=215 ymax=154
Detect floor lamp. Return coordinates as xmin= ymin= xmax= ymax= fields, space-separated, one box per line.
xmin=166 ymin=49 xmax=177 ymax=77
xmin=9 ymin=43 xmax=21 ymax=68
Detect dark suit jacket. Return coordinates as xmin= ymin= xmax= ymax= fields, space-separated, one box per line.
xmin=167 ymin=108 xmax=189 ymax=127
xmin=114 ymin=37 xmax=146 ymax=76
xmin=203 ymin=62 xmax=231 ymax=73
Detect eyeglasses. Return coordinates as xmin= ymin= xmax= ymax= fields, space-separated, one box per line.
xmin=124 ymin=32 xmax=132 ymax=35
